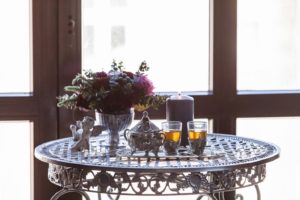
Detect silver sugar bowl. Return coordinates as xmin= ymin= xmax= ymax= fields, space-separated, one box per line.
xmin=124 ymin=111 xmax=164 ymax=156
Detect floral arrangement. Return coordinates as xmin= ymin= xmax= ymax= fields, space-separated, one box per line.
xmin=57 ymin=61 xmax=166 ymax=114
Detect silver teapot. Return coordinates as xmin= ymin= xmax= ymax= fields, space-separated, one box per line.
xmin=124 ymin=111 xmax=164 ymax=157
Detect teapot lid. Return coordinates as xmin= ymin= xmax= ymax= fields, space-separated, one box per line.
xmin=130 ymin=111 xmax=160 ymax=132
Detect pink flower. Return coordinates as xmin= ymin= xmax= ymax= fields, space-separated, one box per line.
xmin=135 ymin=75 xmax=154 ymax=96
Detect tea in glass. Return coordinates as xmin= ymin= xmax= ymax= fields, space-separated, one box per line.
xmin=162 ymin=121 xmax=182 ymax=155
xmin=187 ymin=121 xmax=207 ymax=155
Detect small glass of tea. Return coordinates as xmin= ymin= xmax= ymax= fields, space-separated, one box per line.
xmin=161 ymin=121 xmax=182 ymax=155
xmin=187 ymin=121 xmax=207 ymax=155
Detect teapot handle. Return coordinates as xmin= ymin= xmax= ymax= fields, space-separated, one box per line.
xmin=160 ymin=131 xmax=165 ymax=140
xmin=124 ymin=129 xmax=130 ymax=141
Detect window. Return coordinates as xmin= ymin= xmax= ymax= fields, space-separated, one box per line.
xmin=235 ymin=0 xmax=300 ymax=199
xmin=237 ymin=117 xmax=300 ymax=199
xmin=0 ymin=2 xmax=33 ymax=200
xmin=0 ymin=1 xmax=32 ymax=93
xmin=37 ymin=0 xmax=300 ymax=200
xmin=0 ymin=121 xmax=32 ymax=200
xmin=237 ymin=0 xmax=300 ymax=91
xmin=82 ymin=0 xmax=210 ymax=92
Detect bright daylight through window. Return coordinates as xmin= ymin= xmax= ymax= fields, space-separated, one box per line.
xmin=82 ymin=0 xmax=210 ymax=93
xmin=237 ymin=117 xmax=300 ymax=200
xmin=237 ymin=0 xmax=300 ymax=91
xmin=0 ymin=121 xmax=32 ymax=200
xmin=0 ymin=1 xmax=32 ymax=93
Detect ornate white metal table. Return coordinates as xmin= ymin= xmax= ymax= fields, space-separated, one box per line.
xmin=34 ymin=133 xmax=280 ymax=200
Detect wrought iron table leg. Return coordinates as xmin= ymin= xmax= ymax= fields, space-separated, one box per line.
xmin=212 ymin=192 xmax=225 ymax=200
xmin=255 ymin=184 xmax=261 ymax=200
xmin=97 ymin=192 xmax=102 ymax=200
xmin=235 ymin=193 xmax=244 ymax=200
xmin=97 ymin=187 xmax=120 ymax=200
xmin=107 ymin=193 xmax=114 ymax=200
xmin=220 ymin=192 xmax=226 ymax=200
xmin=97 ymin=186 xmax=102 ymax=200
xmin=107 ymin=193 xmax=120 ymax=200
xmin=197 ymin=194 xmax=218 ymax=200
xmin=212 ymin=192 xmax=226 ymax=200
xmin=50 ymin=188 xmax=91 ymax=200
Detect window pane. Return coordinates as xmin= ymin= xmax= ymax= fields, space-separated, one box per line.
xmin=237 ymin=0 xmax=300 ymax=91
xmin=237 ymin=117 xmax=300 ymax=199
xmin=0 ymin=121 xmax=32 ymax=200
xmin=0 ymin=1 xmax=32 ymax=93
xmin=82 ymin=0 xmax=210 ymax=92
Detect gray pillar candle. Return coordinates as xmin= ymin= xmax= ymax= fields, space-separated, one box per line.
xmin=166 ymin=93 xmax=194 ymax=147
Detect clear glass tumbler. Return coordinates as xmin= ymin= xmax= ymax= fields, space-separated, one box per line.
xmin=187 ymin=121 xmax=207 ymax=155
xmin=161 ymin=121 xmax=182 ymax=155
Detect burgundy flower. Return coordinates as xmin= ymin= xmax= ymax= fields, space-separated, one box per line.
xmin=102 ymin=92 xmax=133 ymax=114
xmin=95 ymin=71 xmax=108 ymax=78
xmin=93 ymin=77 xmax=110 ymax=90
xmin=123 ymin=71 xmax=134 ymax=79
xmin=76 ymin=95 xmax=90 ymax=110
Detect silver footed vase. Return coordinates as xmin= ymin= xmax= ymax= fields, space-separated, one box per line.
xmin=95 ymin=108 xmax=134 ymax=149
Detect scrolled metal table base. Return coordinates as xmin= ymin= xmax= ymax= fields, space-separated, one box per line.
xmin=48 ymin=163 xmax=265 ymax=200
